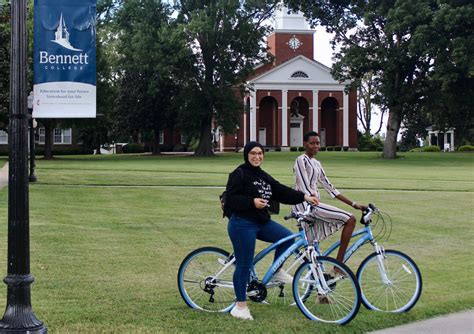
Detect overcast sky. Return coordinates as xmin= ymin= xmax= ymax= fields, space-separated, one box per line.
xmin=312 ymin=28 xmax=387 ymax=136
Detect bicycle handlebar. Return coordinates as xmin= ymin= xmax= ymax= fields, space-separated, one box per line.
xmin=284 ymin=204 xmax=314 ymax=222
xmin=361 ymin=203 xmax=378 ymax=225
xmin=286 ymin=203 xmax=379 ymax=226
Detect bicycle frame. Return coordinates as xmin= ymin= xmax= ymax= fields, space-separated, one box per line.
xmin=322 ymin=224 xmax=376 ymax=263
xmin=252 ymin=230 xmax=307 ymax=285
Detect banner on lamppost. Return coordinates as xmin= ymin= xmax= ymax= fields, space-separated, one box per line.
xmin=33 ymin=0 xmax=96 ymax=118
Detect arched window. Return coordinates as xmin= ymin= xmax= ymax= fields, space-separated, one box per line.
xmin=290 ymin=71 xmax=309 ymax=78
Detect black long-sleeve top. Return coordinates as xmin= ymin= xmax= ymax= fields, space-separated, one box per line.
xmin=224 ymin=164 xmax=306 ymax=224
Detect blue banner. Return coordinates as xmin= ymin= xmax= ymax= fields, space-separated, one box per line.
xmin=33 ymin=0 xmax=96 ymax=118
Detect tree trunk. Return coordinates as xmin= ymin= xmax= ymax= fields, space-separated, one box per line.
xmin=152 ymin=129 xmax=161 ymax=155
xmin=43 ymin=120 xmax=54 ymax=160
xmin=194 ymin=117 xmax=214 ymax=156
xmin=383 ymin=107 xmax=402 ymax=159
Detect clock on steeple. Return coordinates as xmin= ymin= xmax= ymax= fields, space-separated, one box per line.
xmin=266 ymin=5 xmax=314 ymax=64
xmin=287 ymin=35 xmax=302 ymax=50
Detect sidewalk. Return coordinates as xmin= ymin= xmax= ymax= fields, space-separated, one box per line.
xmin=369 ymin=309 xmax=474 ymax=334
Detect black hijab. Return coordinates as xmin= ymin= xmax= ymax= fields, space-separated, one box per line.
xmin=240 ymin=141 xmax=271 ymax=182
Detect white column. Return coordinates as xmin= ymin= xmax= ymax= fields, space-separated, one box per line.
xmin=312 ymin=89 xmax=319 ymax=131
xmin=343 ymin=91 xmax=349 ymax=147
xmin=250 ymin=91 xmax=257 ymax=141
xmin=444 ymin=132 xmax=448 ymax=151
xmin=282 ymin=89 xmax=288 ymax=146
xmin=219 ymin=129 xmax=224 ymax=152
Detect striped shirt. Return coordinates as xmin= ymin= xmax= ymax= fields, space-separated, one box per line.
xmin=293 ymin=154 xmax=351 ymax=241
xmin=293 ymin=154 xmax=340 ymax=200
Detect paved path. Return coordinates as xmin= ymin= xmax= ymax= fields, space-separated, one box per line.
xmin=369 ymin=309 xmax=474 ymax=334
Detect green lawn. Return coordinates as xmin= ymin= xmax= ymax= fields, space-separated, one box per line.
xmin=0 ymin=151 xmax=473 ymax=333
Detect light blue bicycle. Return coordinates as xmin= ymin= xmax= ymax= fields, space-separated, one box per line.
xmin=330 ymin=204 xmax=422 ymax=312
xmin=178 ymin=205 xmax=362 ymax=325
xmin=288 ymin=203 xmax=422 ymax=313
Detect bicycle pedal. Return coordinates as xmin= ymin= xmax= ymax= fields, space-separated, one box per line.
xmin=247 ymin=290 xmax=259 ymax=297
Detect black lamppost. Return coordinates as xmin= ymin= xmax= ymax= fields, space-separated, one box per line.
xmin=235 ymin=125 xmax=240 ymax=152
xmin=28 ymin=91 xmax=37 ymax=183
xmin=0 ymin=0 xmax=47 ymax=332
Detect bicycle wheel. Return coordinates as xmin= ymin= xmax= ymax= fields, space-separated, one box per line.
xmin=292 ymin=256 xmax=361 ymax=325
xmin=357 ymin=249 xmax=422 ymax=312
xmin=177 ymin=247 xmax=235 ymax=312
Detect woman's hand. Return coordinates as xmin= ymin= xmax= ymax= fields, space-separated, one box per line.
xmin=304 ymin=195 xmax=319 ymax=206
xmin=351 ymin=202 xmax=367 ymax=211
xmin=356 ymin=204 xmax=367 ymax=211
xmin=254 ymin=198 xmax=269 ymax=209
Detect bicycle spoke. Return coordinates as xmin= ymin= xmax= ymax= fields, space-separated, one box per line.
xmin=358 ymin=251 xmax=421 ymax=312
xmin=294 ymin=258 xmax=360 ymax=324
xmin=178 ymin=248 xmax=235 ymax=312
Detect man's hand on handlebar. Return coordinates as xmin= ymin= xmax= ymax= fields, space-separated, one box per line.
xmin=304 ymin=195 xmax=319 ymax=206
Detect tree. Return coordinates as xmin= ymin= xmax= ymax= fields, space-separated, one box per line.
xmin=356 ymin=71 xmax=386 ymax=136
xmin=112 ymin=0 xmax=189 ymax=154
xmin=175 ymin=0 xmax=277 ymax=156
xmin=285 ymin=0 xmax=472 ymax=158
xmin=422 ymin=0 xmax=474 ymax=145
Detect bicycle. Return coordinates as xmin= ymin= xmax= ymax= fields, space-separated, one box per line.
xmin=315 ymin=203 xmax=423 ymax=313
xmin=177 ymin=206 xmax=362 ymax=324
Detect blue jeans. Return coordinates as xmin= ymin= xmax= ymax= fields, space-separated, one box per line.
xmin=227 ymin=214 xmax=293 ymax=302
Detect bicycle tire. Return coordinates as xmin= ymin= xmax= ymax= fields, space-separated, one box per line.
xmin=357 ymin=249 xmax=422 ymax=312
xmin=177 ymin=247 xmax=235 ymax=312
xmin=292 ymin=256 xmax=361 ymax=325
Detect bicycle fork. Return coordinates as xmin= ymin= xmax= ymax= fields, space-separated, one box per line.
xmin=305 ymin=248 xmax=332 ymax=295
xmin=372 ymin=242 xmax=392 ymax=285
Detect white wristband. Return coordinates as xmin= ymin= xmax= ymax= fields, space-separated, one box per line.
xmin=351 ymin=201 xmax=357 ymax=208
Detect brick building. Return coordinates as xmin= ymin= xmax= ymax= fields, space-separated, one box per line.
xmin=219 ymin=7 xmax=357 ymax=151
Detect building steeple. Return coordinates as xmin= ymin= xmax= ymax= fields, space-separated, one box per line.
xmin=267 ymin=3 xmax=314 ymax=65
xmin=273 ymin=3 xmax=310 ymax=32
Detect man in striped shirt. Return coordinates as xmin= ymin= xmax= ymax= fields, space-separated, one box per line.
xmin=293 ymin=131 xmax=366 ymax=263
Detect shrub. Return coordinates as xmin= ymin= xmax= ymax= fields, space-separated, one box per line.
xmin=122 ymin=143 xmax=145 ymax=153
xmin=275 ymin=147 xmax=281 ymax=152
xmin=298 ymin=146 xmax=305 ymax=151
xmin=188 ymin=138 xmax=200 ymax=151
xmin=159 ymin=144 xmax=173 ymax=152
xmin=409 ymin=147 xmax=423 ymax=152
xmin=458 ymin=145 xmax=474 ymax=152
xmin=326 ymin=146 xmax=334 ymax=151
xmin=290 ymin=147 xmax=297 ymax=152
xmin=343 ymin=146 xmax=349 ymax=152
xmin=334 ymin=146 xmax=342 ymax=151
xmin=173 ymin=144 xmax=186 ymax=152
xmin=320 ymin=147 xmax=327 ymax=151
xmin=423 ymin=145 xmax=441 ymax=152
xmin=0 ymin=146 xmax=96 ymax=156
xmin=358 ymin=134 xmax=384 ymax=151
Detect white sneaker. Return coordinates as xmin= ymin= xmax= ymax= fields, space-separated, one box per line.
xmin=230 ymin=305 xmax=254 ymax=320
xmin=272 ymin=269 xmax=293 ymax=284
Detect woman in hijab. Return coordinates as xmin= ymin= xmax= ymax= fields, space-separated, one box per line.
xmin=224 ymin=141 xmax=319 ymax=320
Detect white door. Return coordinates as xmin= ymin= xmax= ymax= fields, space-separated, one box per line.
xmin=290 ymin=123 xmax=302 ymax=147
xmin=320 ymin=128 xmax=326 ymax=147
xmin=259 ymin=128 xmax=266 ymax=146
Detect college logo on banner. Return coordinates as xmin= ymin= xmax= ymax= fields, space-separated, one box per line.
xmin=33 ymin=0 xmax=96 ymax=118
